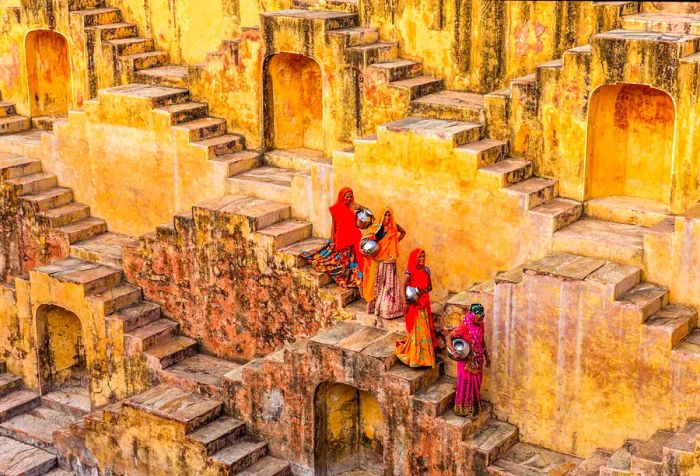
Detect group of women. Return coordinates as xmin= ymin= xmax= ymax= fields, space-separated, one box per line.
xmin=302 ymin=187 xmax=489 ymax=417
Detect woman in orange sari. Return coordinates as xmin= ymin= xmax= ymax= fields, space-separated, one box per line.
xmin=362 ymin=207 xmax=406 ymax=319
xmin=302 ymin=187 xmax=364 ymax=288
xmin=395 ymin=248 xmax=437 ymax=367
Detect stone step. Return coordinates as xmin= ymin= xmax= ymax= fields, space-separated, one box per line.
xmin=675 ymin=327 xmax=700 ymax=355
xmin=211 ymin=437 xmax=268 ymax=473
xmin=227 ymin=166 xmax=297 ymax=205
xmin=263 ymin=8 xmax=357 ymax=30
xmin=478 ymin=159 xmax=533 ymax=188
xmin=256 ymin=220 xmax=312 ymax=249
xmin=0 ymin=436 xmax=57 ymax=476
xmin=411 ymin=90 xmax=486 ymax=123
xmin=319 ymin=283 xmax=358 ymax=308
xmin=553 ymin=218 xmax=646 ymax=267
xmin=0 ymin=101 xmax=16 ymax=117
xmin=385 ymin=358 xmax=442 ymax=395
xmin=69 ymin=232 xmax=137 ymax=267
xmin=88 ymin=282 xmax=142 ymax=316
xmin=593 ymin=29 xmax=699 ymax=60
xmin=6 ymin=172 xmax=57 ymax=195
xmin=438 ymin=402 xmax=493 ymax=442
xmin=124 ymin=384 xmax=222 ymax=433
xmin=278 ymin=237 xmax=328 ymax=267
xmin=154 ymin=101 xmax=208 ymax=125
xmin=616 ymin=282 xmax=669 ymax=323
xmin=455 ymin=139 xmax=508 ymax=168
xmin=412 ymin=377 xmax=456 ymax=417
xmin=584 ymin=196 xmax=670 ymax=228
xmin=126 ymin=318 xmax=179 ymax=351
xmin=380 ymin=117 xmax=482 ymax=147
xmin=346 ymin=42 xmax=399 ymax=66
xmin=107 ymin=37 xmax=154 ymax=56
xmin=529 ymin=198 xmax=583 ymax=232
xmin=212 ymin=150 xmax=262 ymax=177
xmin=30 ymin=115 xmax=67 ymax=132
xmin=569 ymin=449 xmax=612 ymax=476
xmin=112 ymin=301 xmax=161 ymax=332
xmin=41 ymin=387 xmax=91 ymax=419
xmin=622 ymin=12 xmax=700 ymax=34
xmin=0 ymin=115 xmax=31 ymax=135
xmin=0 ymin=390 xmax=41 ymax=421
xmin=503 ymin=178 xmax=558 ymax=210
xmin=630 ymin=430 xmax=676 ymax=475
xmin=0 ymin=405 xmax=77 ymax=453
xmin=263 ymin=148 xmax=331 ymax=172
xmin=174 ymin=117 xmax=227 ymax=141
xmin=70 ymin=7 xmax=122 ymax=26
xmin=195 ymin=195 xmax=292 ymax=232
xmin=100 ymin=84 xmax=189 ymax=108
xmin=600 ymin=440 xmax=643 ymax=476
xmin=187 ymin=416 xmax=246 ymax=455
xmin=389 ymin=75 xmax=444 ymax=100
xmin=160 ymin=353 xmax=241 ymax=397
xmin=135 ymin=65 xmax=190 ymax=88
xmin=0 ymin=154 xmax=42 ymax=180
xmin=465 ymin=421 xmax=519 ymax=468
xmin=0 ymin=374 xmax=21 ymax=399
xmin=664 ymin=421 xmax=700 ymax=463
xmin=237 ymin=456 xmax=292 ymax=476
xmin=119 ymin=51 xmax=169 ymax=71
xmin=38 ymin=202 xmax=91 ymax=228
xmin=57 ymin=217 xmax=108 ymax=244
xmin=86 ymin=22 xmax=138 ymax=41
xmin=326 ymin=26 xmax=380 ymax=46
xmin=489 ymin=443 xmax=582 ymax=476
xmin=192 ymin=134 xmax=246 ymax=158
xmin=644 ymin=304 xmax=697 ymax=349
xmin=144 ymin=335 xmax=198 ymax=369
xmin=44 ymin=468 xmax=73 ymax=476
xmin=33 ymin=258 xmax=123 ymax=295
xmin=367 ymin=59 xmax=423 ymax=82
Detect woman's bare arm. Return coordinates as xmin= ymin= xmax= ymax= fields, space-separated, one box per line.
xmin=397 ymin=223 xmax=406 ymax=242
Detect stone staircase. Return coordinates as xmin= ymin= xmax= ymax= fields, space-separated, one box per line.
xmin=0 ymin=95 xmax=30 ymax=136
xmin=0 ymin=362 xmax=86 ymax=475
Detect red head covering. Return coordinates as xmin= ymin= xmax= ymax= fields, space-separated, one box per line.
xmin=405 ymin=248 xmax=436 ymax=347
xmin=329 ymin=187 xmax=363 ymax=267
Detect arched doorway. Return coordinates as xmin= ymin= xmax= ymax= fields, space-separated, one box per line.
xmin=266 ymin=53 xmax=323 ymax=151
xmin=35 ymin=305 xmax=87 ymax=392
xmin=25 ymin=30 xmax=71 ymax=117
xmin=314 ymin=382 xmax=385 ymax=475
xmin=585 ymin=83 xmax=675 ymax=206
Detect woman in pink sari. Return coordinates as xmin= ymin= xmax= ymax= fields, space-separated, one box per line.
xmin=446 ymin=303 xmax=490 ymax=417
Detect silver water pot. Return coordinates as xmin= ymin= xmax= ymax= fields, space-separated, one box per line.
xmin=360 ymin=237 xmax=379 ymax=257
xmin=447 ymin=338 xmax=471 ymax=361
xmin=356 ymin=208 xmax=374 ymax=229
xmin=405 ymin=286 xmax=420 ymax=304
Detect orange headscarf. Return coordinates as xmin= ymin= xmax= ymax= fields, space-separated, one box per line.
xmin=362 ymin=206 xmax=400 ymax=302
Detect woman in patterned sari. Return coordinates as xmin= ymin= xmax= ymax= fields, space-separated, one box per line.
xmin=362 ymin=206 xmax=406 ymax=319
xmin=447 ymin=303 xmax=490 ymax=417
xmin=395 ymin=248 xmax=437 ymax=367
xmin=302 ymin=187 xmax=365 ymax=288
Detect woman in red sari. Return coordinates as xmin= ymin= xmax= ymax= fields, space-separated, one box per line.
xmin=447 ymin=303 xmax=490 ymax=417
xmin=302 ymin=187 xmax=365 ymax=288
xmin=395 ymin=249 xmax=437 ymax=367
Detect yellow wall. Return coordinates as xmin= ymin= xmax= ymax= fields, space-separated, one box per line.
xmin=268 ymin=53 xmax=323 ymax=151
xmin=586 ymin=84 xmax=675 ymax=204
xmin=36 ymin=304 xmax=85 ymax=389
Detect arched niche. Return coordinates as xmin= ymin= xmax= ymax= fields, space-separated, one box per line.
xmin=265 ymin=52 xmax=323 ymax=152
xmin=314 ymin=382 xmax=385 ymax=475
xmin=25 ymin=29 xmax=72 ymax=117
xmin=585 ymin=83 xmax=675 ymax=206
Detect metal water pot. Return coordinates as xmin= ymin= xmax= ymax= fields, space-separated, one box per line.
xmin=405 ymin=286 xmax=420 ymax=304
xmin=360 ymin=237 xmax=379 ymax=257
xmin=447 ymin=338 xmax=471 ymax=361
xmin=356 ymin=208 xmax=374 ymax=230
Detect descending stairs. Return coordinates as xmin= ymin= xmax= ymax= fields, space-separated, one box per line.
xmin=0 ymin=361 xmax=86 ymax=475
xmin=0 ymin=95 xmax=30 ymax=136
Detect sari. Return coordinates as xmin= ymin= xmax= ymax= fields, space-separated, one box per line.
xmin=362 ymin=207 xmax=403 ymax=319
xmin=453 ymin=310 xmax=489 ymax=417
xmin=395 ymin=248 xmax=437 ymax=367
xmin=301 ymin=187 xmax=362 ymax=288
